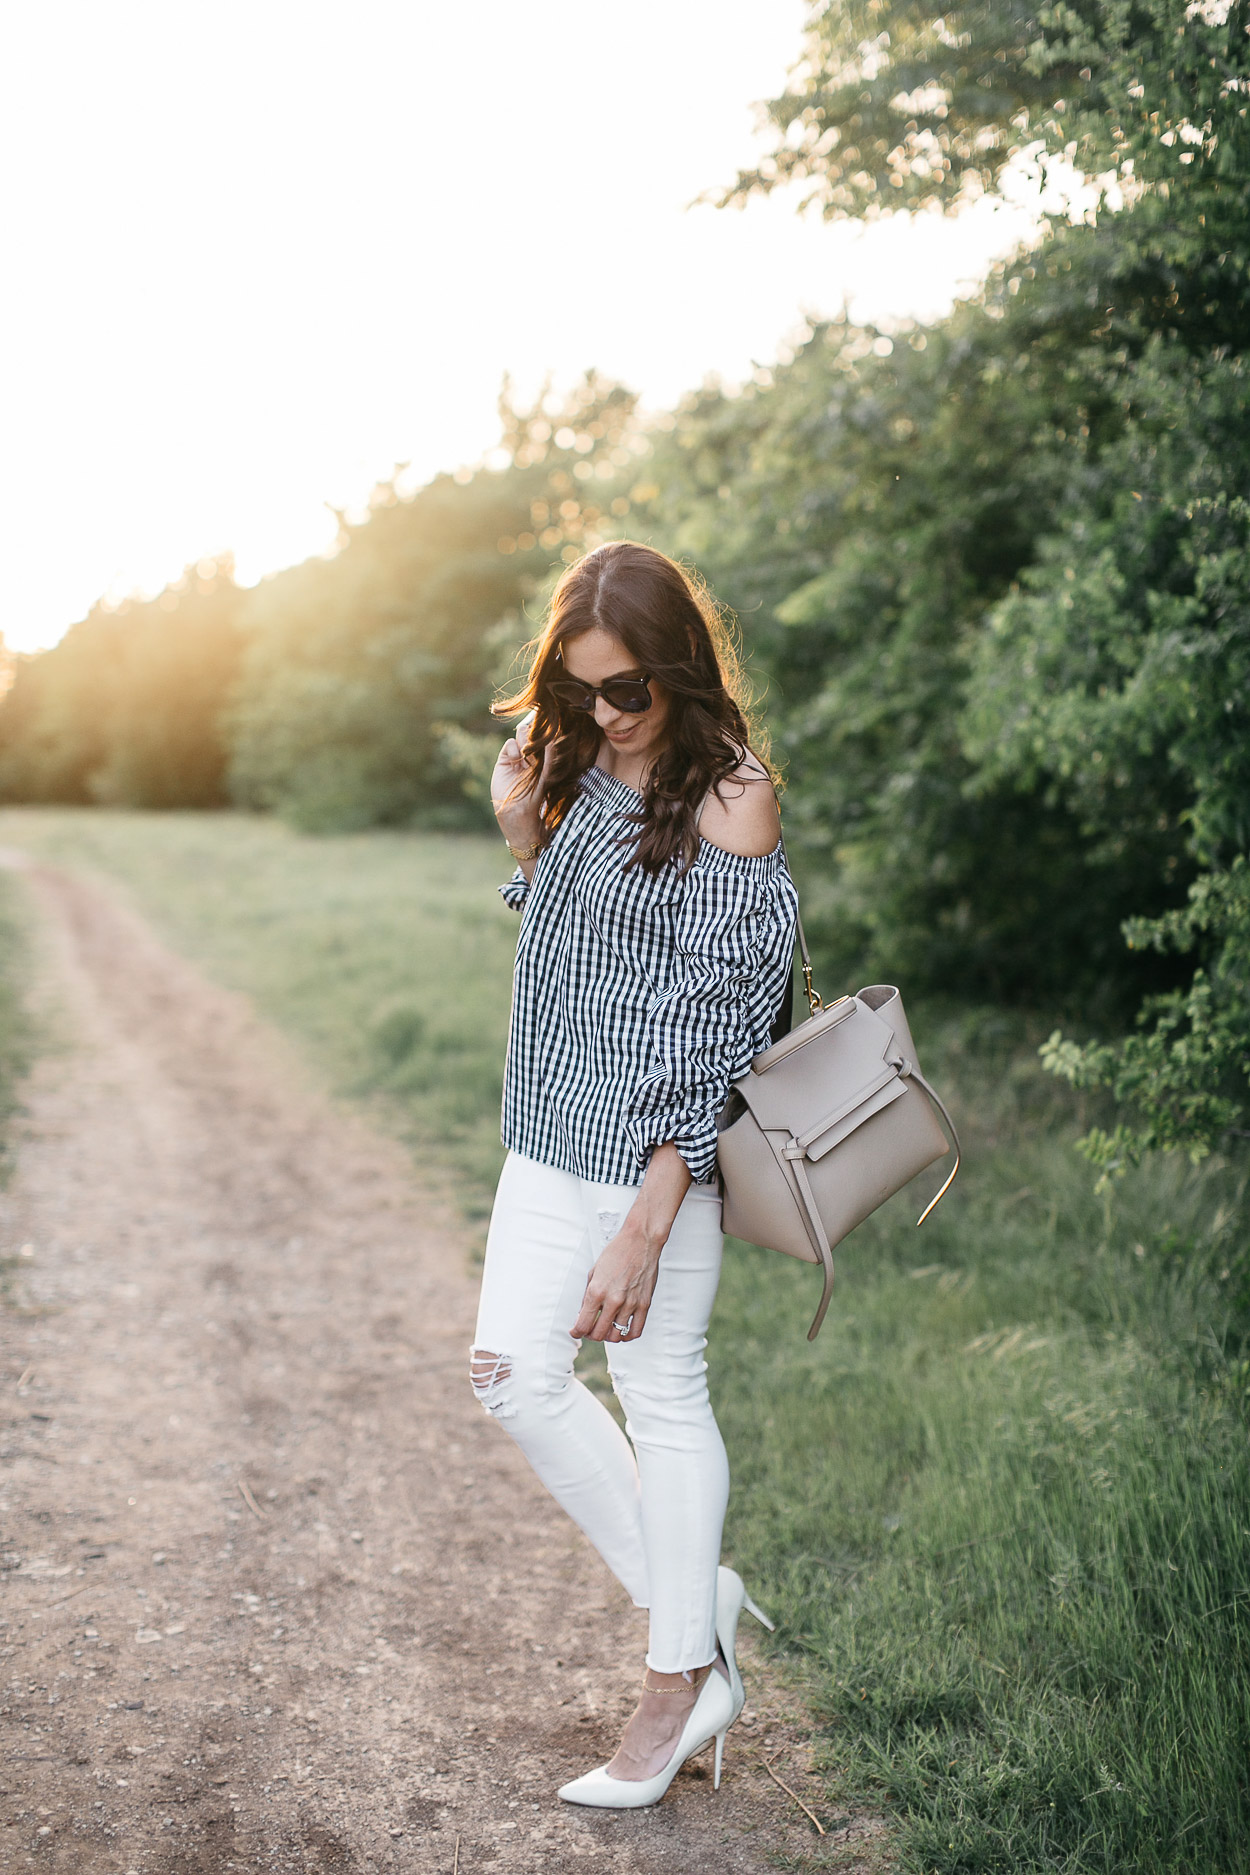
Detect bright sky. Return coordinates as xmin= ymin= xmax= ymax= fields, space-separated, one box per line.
xmin=2 ymin=1 xmax=1039 ymax=653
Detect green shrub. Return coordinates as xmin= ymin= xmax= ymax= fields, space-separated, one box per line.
xmin=0 ymin=560 xmax=243 ymax=808
xmin=1043 ymin=859 xmax=1250 ymax=1179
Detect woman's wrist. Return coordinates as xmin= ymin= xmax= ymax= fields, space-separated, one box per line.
xmin=622 ymin=1142 xmax=692 ymax=1258
xmin=618 ymin=1214 xmax=667 ymax=1261
xmin=494 ymin=806 xmax=542 ymax=855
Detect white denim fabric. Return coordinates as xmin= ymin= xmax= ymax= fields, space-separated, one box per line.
xmin=471 ymin=1148 xmax=729 ymax=1673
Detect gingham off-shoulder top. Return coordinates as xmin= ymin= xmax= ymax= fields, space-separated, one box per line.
xmin=498 ymin=762 xmax=799 ymax=1187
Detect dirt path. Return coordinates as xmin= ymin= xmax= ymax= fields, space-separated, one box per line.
xmin=0 ymin=859 xmax=880 ymax=1874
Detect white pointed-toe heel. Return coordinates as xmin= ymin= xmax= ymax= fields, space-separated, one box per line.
xmin=715 ymin=1565 xmax=775 ymax=1723
xmin=557 ymin=1664 xmax=737 ymax=1809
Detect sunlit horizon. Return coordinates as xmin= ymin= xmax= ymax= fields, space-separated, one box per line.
xmin=2 ymin=1 xmax=1045 ymax=655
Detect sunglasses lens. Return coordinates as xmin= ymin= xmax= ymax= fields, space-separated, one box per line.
xmin=602 ymin=681 xmax=652 ymax=713
xmin=549 ymin=676 xmax=652 ymax=714
xmin=550 ymin=680 xmax=596 ymax=712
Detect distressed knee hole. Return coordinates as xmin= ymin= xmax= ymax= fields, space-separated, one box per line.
xmin=469 ymin=1346 xmax=517 ymax=1420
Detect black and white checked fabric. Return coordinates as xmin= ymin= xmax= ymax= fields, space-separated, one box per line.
xmin=499 ymin=763 xmax=799 ymax=1186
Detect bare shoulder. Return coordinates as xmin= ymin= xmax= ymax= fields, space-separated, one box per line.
xmin=697 ymin=751 xmax=781 ymax=859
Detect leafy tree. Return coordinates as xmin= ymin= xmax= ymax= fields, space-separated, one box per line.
xmin=1042 ymin=858 xmax=1250 ymax=1174
xmin=968 ymin=338 xmax=1250 ymax=1157
xmin=965 ymin=344 xmax=1250 ymax=875
xmin=227 ymin=375 xmax=642 ymax=830
xmin=226 ymin=473 xmax=531 ymax=831
xmin=721 ymin=0 xmax=1250 ymax=331
xmin=0 ymin=559 xmax=243 ymax=808
xmin=680 ymin=0 xmax=1250 ymax=1146
xmin=640 ymin=243 xmax=1198 ymax=1013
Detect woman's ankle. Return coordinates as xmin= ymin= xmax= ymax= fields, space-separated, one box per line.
xmin=641 ymin=1658 xmax=714 ymax=1695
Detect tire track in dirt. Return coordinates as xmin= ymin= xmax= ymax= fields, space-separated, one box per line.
xmin=0 ymin=858 xmax=884 ymax=1873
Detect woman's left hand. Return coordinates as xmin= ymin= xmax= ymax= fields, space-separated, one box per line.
xmin=572 ymin=1225 xmax=662 ymax=1343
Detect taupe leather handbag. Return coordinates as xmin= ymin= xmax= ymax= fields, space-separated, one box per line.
xmin=716 ymin=902 xmax=960 ymax=1340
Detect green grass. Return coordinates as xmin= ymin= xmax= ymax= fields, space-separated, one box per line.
xmin=0 ymin=866 xmax=35 ymax=1307
xmin=0 ymin=868 xmax=32 ymax=1189
xmin=713 ymin=1082 xmax=1250 ymax=1873
xmin=1 ymin=807 xmax=1247 ymax=1874
xmin=0 ymin=808 xmax=518 ymax=1211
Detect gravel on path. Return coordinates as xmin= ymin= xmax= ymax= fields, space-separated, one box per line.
xmin=0 ymin=858 xmax=884 ymax=1874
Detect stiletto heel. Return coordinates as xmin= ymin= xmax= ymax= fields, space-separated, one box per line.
xmin=715 ymin=1566 xmax=775 ymax=1726
xmin=558 ymin=1666 xmax=736 ymax=1809
xmin=743 ymin=1590 xmax=775 ymax=1631
xmin=559 ymin=1574 xmax=773 ymax=1809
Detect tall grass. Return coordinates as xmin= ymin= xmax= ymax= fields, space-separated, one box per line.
xmin=713 ymin=1065 xmax=1250 ymax=1873
xmin=1 ymin=808 xmax=1247 ymax=1873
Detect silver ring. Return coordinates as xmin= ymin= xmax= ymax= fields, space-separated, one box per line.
xmin=613 ymin=1319 xmax=632 ymax=1334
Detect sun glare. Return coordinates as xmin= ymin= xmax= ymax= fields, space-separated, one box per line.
xmin=2 ymin=0 xmax=1036 ymax=653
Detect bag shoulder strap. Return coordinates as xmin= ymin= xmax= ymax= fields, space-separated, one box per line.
xmin=895 ymin=1058 xmax=962 ymax=1225
xmin=777 ymin=832 xmax=821 ymax=1020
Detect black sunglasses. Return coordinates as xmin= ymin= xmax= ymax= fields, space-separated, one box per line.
xmin=549 ymin=670 xmax=654 ymax=715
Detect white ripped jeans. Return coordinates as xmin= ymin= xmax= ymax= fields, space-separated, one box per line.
xmin=470 ymin=1149 xmax=729 ymax=1673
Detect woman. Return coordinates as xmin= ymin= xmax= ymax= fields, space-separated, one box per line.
xmin=473 ymin=540 xmax=797 ymax=1808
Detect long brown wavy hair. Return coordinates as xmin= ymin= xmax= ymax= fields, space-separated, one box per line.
xmin=493 ymin=540 xmax=774 ymax=874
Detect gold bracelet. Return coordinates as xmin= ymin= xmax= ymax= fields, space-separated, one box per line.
xmin=507 ymin=836 xmax=543 ymax=863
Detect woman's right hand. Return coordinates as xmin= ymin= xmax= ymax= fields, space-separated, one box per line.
xmin=490 ymin=712 xmax=546 ymax=853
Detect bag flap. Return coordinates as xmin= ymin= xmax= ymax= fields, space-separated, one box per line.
xmin=793 ymin=1060 xmax=899 ymax=1149
xmin=804 ymin=1076 xmax=907 ymax=1160
xmin=733 ymin=995 xmax=900 ymax=1133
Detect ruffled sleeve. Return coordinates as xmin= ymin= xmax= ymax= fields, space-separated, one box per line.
xmin=623 ymin=844 xmax=798 ymax=1183
xmin=498 ymin=865 xmax=530 ymax=912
